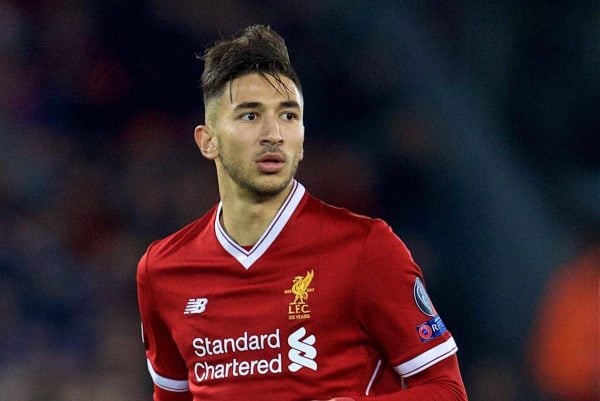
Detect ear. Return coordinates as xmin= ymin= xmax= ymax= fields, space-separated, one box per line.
xmin=195 ymin=125 xmax=218 ymax=160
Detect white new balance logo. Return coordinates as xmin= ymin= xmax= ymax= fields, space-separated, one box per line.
xmin=287 ymin=326 xmax=317 ymax=372
xmin=184 ymin=298 xmax=208 ymax=315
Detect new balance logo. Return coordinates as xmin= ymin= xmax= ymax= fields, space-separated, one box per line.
xmin=184 ymin=298 xmax=208 ymax=315
xmin=287 ymin=326 xmax=317 ymax=372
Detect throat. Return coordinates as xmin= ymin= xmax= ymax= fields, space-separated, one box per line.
xmin=218 ymin=207 xmax=275 ymax=247
xmin=218 ymin=182 xmax=295 ymax=247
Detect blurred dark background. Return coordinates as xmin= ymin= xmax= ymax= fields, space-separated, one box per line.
xmin=1 ymin=1 xmax=598 ymax=400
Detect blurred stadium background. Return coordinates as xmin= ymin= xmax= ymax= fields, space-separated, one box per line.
xmin=1 ymin=1 xmax=598 ymax=400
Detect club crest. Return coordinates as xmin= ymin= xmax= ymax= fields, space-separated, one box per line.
xmin=284 ymin=269 xmax=315 ymax=320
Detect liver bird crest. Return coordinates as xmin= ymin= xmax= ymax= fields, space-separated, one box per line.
xmin=291 ymin=269 xmax=314 ymax=304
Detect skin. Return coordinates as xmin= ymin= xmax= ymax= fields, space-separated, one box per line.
xmin=195 ymin=73 xmax=305 ymax=246
xmin=196 ymin=73 xmax=354 ymax=401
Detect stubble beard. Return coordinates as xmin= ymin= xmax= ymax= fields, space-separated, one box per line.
xmin=219 ymin=148 xmax=301 ymax=199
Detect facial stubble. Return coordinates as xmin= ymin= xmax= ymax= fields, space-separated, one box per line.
xmin=217 ymin=139 xmax=302 ymax=199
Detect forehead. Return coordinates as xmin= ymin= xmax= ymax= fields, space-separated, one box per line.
xmin=224 ymin=73 xmax=303 ymax=107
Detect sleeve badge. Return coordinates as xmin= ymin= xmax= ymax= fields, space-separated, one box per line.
xmin=413 ymin=277 xmax=436 ymax=317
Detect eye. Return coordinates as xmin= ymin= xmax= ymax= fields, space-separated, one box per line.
xmin=280 ymin=112 xmax=298 ymax=121
xmin=240 ymin=112 xmax=258 ymax=121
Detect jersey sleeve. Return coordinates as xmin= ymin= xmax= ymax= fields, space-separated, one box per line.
xmin=355 ymin=220 xmax=458 ymax=378
xmin=354 ymin=355 xmax=467 ymax=401
xmin=137 ymin=247 xmax=192 ymax=400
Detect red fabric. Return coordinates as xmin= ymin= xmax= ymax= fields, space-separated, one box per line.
xmin=153 ymin=387 xmax=192 ymax=401
xmin=316 ymin=356 xmax=467 ymax=401
xmin=137 ymin=183 xmax=466 ymax=400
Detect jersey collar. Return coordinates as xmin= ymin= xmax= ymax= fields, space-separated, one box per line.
xmin=214 ymin=180 xmax=306 ymax=269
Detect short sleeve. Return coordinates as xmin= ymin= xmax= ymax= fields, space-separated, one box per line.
xmin=355 ymin=220 xmax=457 ymax=378
xmin=137 ymin=248 xmax=192 ymax=400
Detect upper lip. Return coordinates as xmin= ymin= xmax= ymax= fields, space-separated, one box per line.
xmin=256 ymin=153 xmax=285 ymax=163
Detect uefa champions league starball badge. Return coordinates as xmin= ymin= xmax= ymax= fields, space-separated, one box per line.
xmin=414 ymin=277 xmax=436 ymax=317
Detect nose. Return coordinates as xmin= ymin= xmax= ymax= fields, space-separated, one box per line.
xmin=260 ymin=114 xmax=283 ymax=146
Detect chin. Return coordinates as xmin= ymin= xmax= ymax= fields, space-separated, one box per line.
xmin=250 ymin=175 xmax=293 ymax=197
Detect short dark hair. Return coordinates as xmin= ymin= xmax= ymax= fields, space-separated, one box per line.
xmin=200 ymin=25 xmax=301 ymax=104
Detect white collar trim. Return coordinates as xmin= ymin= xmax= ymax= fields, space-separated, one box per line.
xmin=214 ymin=180 xmax=305 ymax=269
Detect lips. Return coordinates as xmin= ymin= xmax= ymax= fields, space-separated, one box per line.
xmin=257 ymin=153 xmax=284 ymax=163
xmin=256 ymin=153 xmax=285 ymax=173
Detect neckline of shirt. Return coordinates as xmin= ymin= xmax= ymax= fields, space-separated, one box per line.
xmin=214 ymin=180 xmax=306 ymax=269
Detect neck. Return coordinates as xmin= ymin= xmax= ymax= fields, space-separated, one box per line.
xmin=219 ymin=181 xmax=294 ymax=246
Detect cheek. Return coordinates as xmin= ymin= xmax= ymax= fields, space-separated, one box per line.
xmin=218 ymin=131 xmax=248 ymax=153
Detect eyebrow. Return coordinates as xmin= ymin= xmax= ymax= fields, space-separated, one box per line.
xmin=233 ymin=100 xmax=301 ymax=112
xmin=279 ymin=100 xmax=301 ymax=109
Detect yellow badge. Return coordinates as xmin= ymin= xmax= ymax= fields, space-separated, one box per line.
xmin=284 ymin=269 xmax=315 ymax=320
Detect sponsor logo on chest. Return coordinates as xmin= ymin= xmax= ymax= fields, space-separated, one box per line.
xmin=191 ymin=326 xmax=317 ymax=383
xmin=182 ymin=268 xmax=320 ymax=384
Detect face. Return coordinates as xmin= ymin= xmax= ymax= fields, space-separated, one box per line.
xmin=197 ymin=73 xmax=304 ymax=199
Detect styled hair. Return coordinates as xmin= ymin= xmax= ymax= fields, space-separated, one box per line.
xmin=200 ymin=25 xmax=301 ymax=104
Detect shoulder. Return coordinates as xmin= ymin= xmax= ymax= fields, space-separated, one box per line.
xmin=143 ymin=205 xmax=218 ymax=267
xmin=303 ymin=193 xmax=393 ymax=239
xmin=304 ymin=194 xmax=412 ymax=260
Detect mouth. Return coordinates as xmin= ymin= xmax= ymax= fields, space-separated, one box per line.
xmin=256 ymin=153 xmax=285 ymax=173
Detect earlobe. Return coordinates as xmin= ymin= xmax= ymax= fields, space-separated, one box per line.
xmin=195 ymin=125 xmax=218 ymax=160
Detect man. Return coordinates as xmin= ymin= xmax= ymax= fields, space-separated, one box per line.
xmin=137 ymin=25 xmax=468 ymax=401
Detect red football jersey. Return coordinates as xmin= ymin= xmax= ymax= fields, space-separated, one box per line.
xmin=137 ymin=181 xmax=458 ymax=401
